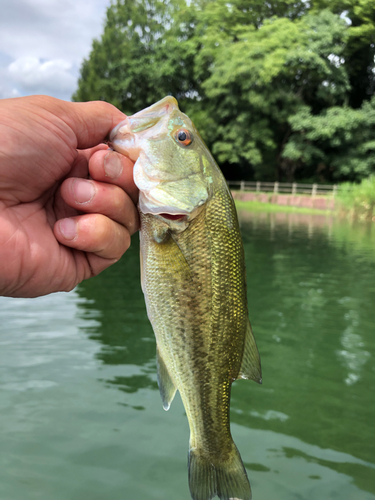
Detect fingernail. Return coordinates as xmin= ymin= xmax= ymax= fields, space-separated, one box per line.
xmin=104 ymin=152 xmax=123 ymax=179
xmin=59 ymin=218 xmax=77 ymax=240
xmin=72 ymin=179 xmax=96 ymax=204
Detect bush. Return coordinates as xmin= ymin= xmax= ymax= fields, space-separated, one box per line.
xmin=337 ymin=177 xmax=375 ymax=220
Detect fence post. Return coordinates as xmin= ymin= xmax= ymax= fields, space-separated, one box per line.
xmin=240 ymin=180 xmax=245 ymax=191
xmin=312 ymin=183 xmax=317 ymax=197
xmin=256 ymin=181 xmax=260 ymax=192
xmin=292 ymin=182 xmax=297 ymax=195
xmin=274 ymin=182 xmax=279 ymax=194
xmin=333 ymin=185 xmax=338 ymax=197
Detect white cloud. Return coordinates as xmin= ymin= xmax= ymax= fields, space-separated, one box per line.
xmin=0 ymin=0 xmax=109 ymax=100
xmin=0 ymin=0 xmax=107 ymax=63
xmin=8 ymin=57 xmax=77 ymax=97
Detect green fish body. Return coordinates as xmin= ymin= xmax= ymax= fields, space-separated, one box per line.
xmin=110 ymin=96 xmax=261 ymax=500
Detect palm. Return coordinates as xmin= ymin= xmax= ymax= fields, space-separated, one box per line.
xmin=1 ymin=177 xmax=89 ymax=297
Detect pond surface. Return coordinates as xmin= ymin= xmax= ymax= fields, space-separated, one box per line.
xmin=1 ymin=210 xmax=374 ymax=500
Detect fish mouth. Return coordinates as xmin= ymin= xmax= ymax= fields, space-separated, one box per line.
xmin=158 ymin=213 xmax=186 ymax=221
xmin=108 ymin=119 xmax=137 ymax=160
xmin=109 ymin=96 xmax=179 ymax=158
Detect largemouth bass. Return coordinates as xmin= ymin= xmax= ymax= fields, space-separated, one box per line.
xmin=109 ymin=96 xmax=261 ymax=500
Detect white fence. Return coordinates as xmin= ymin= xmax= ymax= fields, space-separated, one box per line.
xmin=227 ymin=181 xmax=339 ymax=196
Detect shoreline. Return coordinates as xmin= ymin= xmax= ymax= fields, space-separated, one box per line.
xmin=232 ymin=190 xmax=335 ymax=213
xmin=234 ymin=199 xmax=334 ymax=216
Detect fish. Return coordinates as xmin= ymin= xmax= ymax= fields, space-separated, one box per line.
xmin=109 ymin=96 xmax=262 ymax=500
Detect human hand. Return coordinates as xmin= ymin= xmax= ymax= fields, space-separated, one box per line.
xmin=0 ymin=95 xmax=138 ymax=297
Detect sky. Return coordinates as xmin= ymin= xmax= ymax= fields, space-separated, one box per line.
xmin=0 ymin=0 xmax=110 ymax=101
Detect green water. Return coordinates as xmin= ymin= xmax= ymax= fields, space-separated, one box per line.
xmin=0 ymin=210 xmax=374 ymax=500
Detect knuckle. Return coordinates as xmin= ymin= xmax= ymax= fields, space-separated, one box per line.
xmin=113 ymin=223 xmax=131 ymax=254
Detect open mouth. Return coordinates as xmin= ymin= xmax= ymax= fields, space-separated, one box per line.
xmin=159 ymin=213 xmax=186 ymax=221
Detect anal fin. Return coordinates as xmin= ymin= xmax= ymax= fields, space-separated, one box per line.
xmin=238 ymin=320 xmax=262 ymax=384
xmin=156 ymin=347 xmax=177 ymax=410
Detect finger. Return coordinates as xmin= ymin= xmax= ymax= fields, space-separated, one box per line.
xmin=54 ymin=213 xmax=131 ymax=260
xmin=86 ymin=253 xmax=120 ymax=277
xmin=66 ymin=151 xmax=89 ymax=179
xmin=60 ymin=177 xmax=139 ymax=234
xmin=27 ymin=96 xmax=127 ymax=150
xmin=63 ymin=145 xmax=108 ymax=180
xmin=78 ymin=143 xmax=109 ymax=163
xmin=88 ymin=149 xmax=138 ymax=204
xmin=65 ymin=100 xmax=127 ymax=149
xmin=52 ymin=153 xmax=89 ymax=221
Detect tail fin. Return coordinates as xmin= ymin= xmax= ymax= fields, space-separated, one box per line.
xmin=188 ymin=445 xmax=252 ymax=500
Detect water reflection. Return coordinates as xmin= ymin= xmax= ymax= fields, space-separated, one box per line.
xmin=282 ymin=446 xmax=375 ymax=494
xmin=75 ymin=211 xmax=375 ymax=497
xmin=76 ymin=236 xmax=157 ymax=395
xmin=337 ymin=309 xmax=371 ymax=386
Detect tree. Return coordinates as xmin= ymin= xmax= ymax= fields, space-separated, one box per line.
xmin=73 ymin=0 xmax=375 ymax=182
xmin=73 ymin=0 xmax=179 ymax=113
xmin=284 ymin=96 xmax=375 ymax=181
xmin=199 ymin=10 xmax=351 ymax=180
xmin=311 ymin=0 xmax=375 ymax=107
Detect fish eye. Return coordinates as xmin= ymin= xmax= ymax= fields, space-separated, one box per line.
xmin=175 ymin=128 xmax=193 ymax=146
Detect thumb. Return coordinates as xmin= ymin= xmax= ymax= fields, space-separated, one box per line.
xmin=26 ymin=96 xmax=127 ymax=150
xmin=64 ymin=100 xmax=127 ymax=149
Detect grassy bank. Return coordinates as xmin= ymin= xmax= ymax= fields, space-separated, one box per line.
xmin=234 ymin=199 xmax=333 ymax=216
xmin=336 ymin=177 xmax=375 ymax=220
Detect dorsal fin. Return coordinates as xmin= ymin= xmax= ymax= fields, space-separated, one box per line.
xmin=238 ymin=320 xmax=262 ymax=384
xmin=156 ymin=347 xmax=177 ymax=410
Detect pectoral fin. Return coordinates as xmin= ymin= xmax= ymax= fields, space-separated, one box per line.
xmin=156 ymin=347 xmax=177 ymax=410
xmin=238 ymin=320 xmax=262 ymax=384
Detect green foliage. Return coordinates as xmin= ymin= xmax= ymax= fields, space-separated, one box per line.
xmin=311 ymin=0 xmax=375 ymax=107
xmin=284 ymin=96 xmax=375 ymax=180
xmin=73 ymin=0 xmax=375 ymax=183
xmin=337 ymin=176 xmax=375 ymax=219
xmin=200 ymin=10 xmax=351 ymax=179
xmin=73 ymin=0 xmax=193 ymax=113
